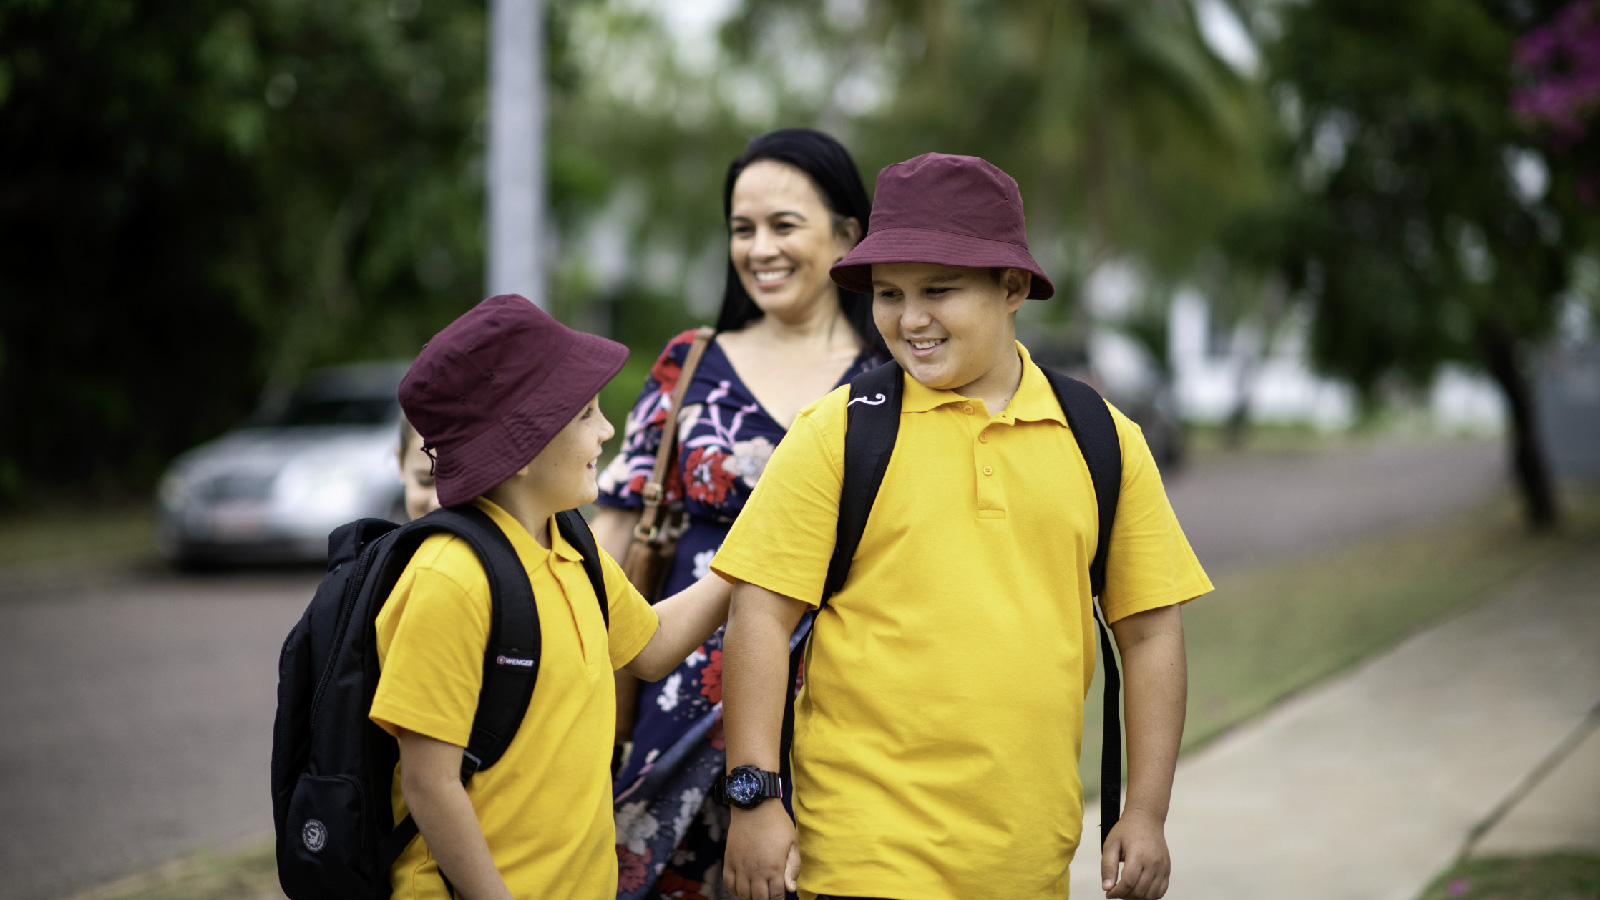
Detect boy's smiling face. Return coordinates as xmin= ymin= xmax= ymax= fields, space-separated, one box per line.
xmin=522 ymin=393 xmax=615 ymax=511
xmin=871 ymin=262 xmax=1030 ymax=400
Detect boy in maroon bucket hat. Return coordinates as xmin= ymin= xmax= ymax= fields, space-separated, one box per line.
xmin=369 ymin=294 xmax=734 ymax=900
xmin=714 ymin=155 xmax=1210 ymax=900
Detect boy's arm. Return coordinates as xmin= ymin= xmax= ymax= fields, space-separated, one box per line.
xmin=592 ymin=507 xmax=645 ymax=742
xmin=397 ymin=729 xmax=515 ymax=900
xmin=1102 ymin=604 xmax=1187 ymax=900
xmin=623 ymin=571 xmax=733 ymax=681
xmin=721 ymin=580 xmax=807 ymax=900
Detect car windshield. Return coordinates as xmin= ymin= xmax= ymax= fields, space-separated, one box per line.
xmin=266 ymin=395 xmax=398 ymax=427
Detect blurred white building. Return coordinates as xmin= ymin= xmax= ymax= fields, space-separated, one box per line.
xmin=1162 ymin=288 xmax=1508 ymax=435
xmin=1053 ymin=257 xmax=1600 ymax=477
xmin=1168 ymin=289 xmax=1356 ymax=432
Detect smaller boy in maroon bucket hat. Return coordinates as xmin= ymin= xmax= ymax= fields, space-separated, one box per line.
xmin=714 ymin=155 xmax=1211 ymax=900
xmin=369 ymin=294 xmax=734 ymax=900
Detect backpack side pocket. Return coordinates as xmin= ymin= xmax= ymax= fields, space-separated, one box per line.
xmin=281 ymin=773 xmax=381 ymax=900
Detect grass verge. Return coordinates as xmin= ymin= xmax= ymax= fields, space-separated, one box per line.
xmin=0 ymin=502 xmax=157 ymax=570
xmin=66 ymin=842 xmax=281 ymax=900
xmin=1079 ymin=489 xmax=1600 ymax=797
xmin=1413 ymin=853 xmax=1600 ymax=900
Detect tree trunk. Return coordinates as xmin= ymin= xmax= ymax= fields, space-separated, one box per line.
xmin=1479 ymin=323 xmax=1560 ymax=530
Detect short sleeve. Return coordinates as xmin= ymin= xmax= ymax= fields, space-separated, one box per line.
xmin=711 ymin=394 xmax=847 ymax=607
xmin=595 ymin=331 xmax=699 ymax=510
xmin=369 ymin=537 xmax=490 ymax=746
xmin=1098 ymin=408 xmax=1213 ymax=623
xmin=597 ymin=545 xmax=661 ymax=670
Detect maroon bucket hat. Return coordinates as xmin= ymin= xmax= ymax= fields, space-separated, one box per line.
xmin=831 ymin=152 xmax=1054 ymax=300
xmin=398 ymin=294 xmax=628 ymax=508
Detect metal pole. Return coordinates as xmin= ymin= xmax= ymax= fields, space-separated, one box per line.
xmin=487 ymin=0 xmax=543 ymax=306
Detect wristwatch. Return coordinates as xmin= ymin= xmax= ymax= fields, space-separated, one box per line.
xmin=718 ymin=765 xmax=783 ymax=809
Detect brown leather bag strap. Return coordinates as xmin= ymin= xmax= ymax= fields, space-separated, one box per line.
xmin=634 ymin=327 xmax=714 ymax=543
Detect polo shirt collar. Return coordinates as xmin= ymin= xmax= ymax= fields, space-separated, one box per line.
xmin=549 ymin=519 xmax=583 ymax=562
xmin=472 ymin=496 xmax=581 ymax=562
xmin=1009 ymin=342 xmax=1069 ymax=425
xmin=899 ymin=341 xmax=1067 ymax=425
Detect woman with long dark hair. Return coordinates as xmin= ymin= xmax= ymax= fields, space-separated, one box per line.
xmin=592 ymin=128 xmax=884 ymax=899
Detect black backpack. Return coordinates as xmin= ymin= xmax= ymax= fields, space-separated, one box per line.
xmin=270 ymin=504 xmax=609 ymax=900
xmin=780 ymin=360 xmax=1126 ymax=847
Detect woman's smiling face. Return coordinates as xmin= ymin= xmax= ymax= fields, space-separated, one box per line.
xmin=728 ymin=160 xmax=858 ymax=324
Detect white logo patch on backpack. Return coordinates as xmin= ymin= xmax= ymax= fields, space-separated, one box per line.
xmin=302 ymin=818 xmax=328 ymax=853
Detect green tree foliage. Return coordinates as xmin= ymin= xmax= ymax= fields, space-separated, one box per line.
xmin=0 ymin=0 xmax=768 ymax=505
xmin=543 ymin=1 xmax=758 ymax=350
xmin=1256 ymin=0 xmax=1598 ymax=528
xmin=15 ymin=0 xmax=1486 ymax=514
xmin=543 ymin=0 xmax=1276 ymax=373
xmin=0 ymin=0 xmax=487 ymax=502
xmin=721 ymin=0 xmax=1273 ymax=316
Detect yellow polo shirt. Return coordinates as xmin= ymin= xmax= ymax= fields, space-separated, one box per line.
xmin=713 ymin=342 xmax=1211 ymax=900
xmin=370 ymin=497 xmax=659 ymax=900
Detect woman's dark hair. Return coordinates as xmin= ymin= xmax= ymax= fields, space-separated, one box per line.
xmin=714 ymin=128 xmax=883 ymax=353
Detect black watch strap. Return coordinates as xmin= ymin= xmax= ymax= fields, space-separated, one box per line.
xmin=752 ymin=769 xmax=781 ymax=798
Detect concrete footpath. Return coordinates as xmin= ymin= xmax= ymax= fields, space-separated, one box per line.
xmin=1071 ymin=542 xmax=1600 ymax=900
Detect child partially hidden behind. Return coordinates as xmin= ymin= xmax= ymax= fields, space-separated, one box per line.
xmin=396 ymin=416 xmax=439 ymax=522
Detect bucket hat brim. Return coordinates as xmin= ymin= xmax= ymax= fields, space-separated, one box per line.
xmin=831 ymin=226 xmax=1055 ymax=300
xmin=431 ymin=331 xmax=626 ymax=508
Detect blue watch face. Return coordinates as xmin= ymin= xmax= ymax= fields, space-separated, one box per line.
xmin=727 ymin=770 xmax=762 ymax=805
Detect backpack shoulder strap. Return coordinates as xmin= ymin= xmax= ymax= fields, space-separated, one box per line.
xmin=555 ymin=508 xmax=609 ymax=629
xmin=407 ymin=505 xmax=541 ymax=781
xmin=781 ymin=362 xmax=902 ymax=789
xmin=823 ymin=360 xmax=904 ymax=605
xmin=1038 ymin=367 xmax=1122 ymax=597
xmin=1039 ymin=365 xmax=1126 ymax=850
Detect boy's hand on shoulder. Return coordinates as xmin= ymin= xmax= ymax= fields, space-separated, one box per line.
xmin=723 ymin=801 xmax=799 ymax=900
xmin=1101 ymin=807 xmax=1171 ymax=899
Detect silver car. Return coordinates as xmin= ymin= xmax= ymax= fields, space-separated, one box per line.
xmin=156 ymin=362 xmax=409 ymax=567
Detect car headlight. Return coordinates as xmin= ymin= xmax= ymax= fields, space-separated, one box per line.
xmin=275 ymin=456 xmax=373 ymax=517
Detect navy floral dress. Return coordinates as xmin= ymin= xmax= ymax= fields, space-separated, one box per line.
xmin=597 ymin=329 xmax=882 ymax=900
